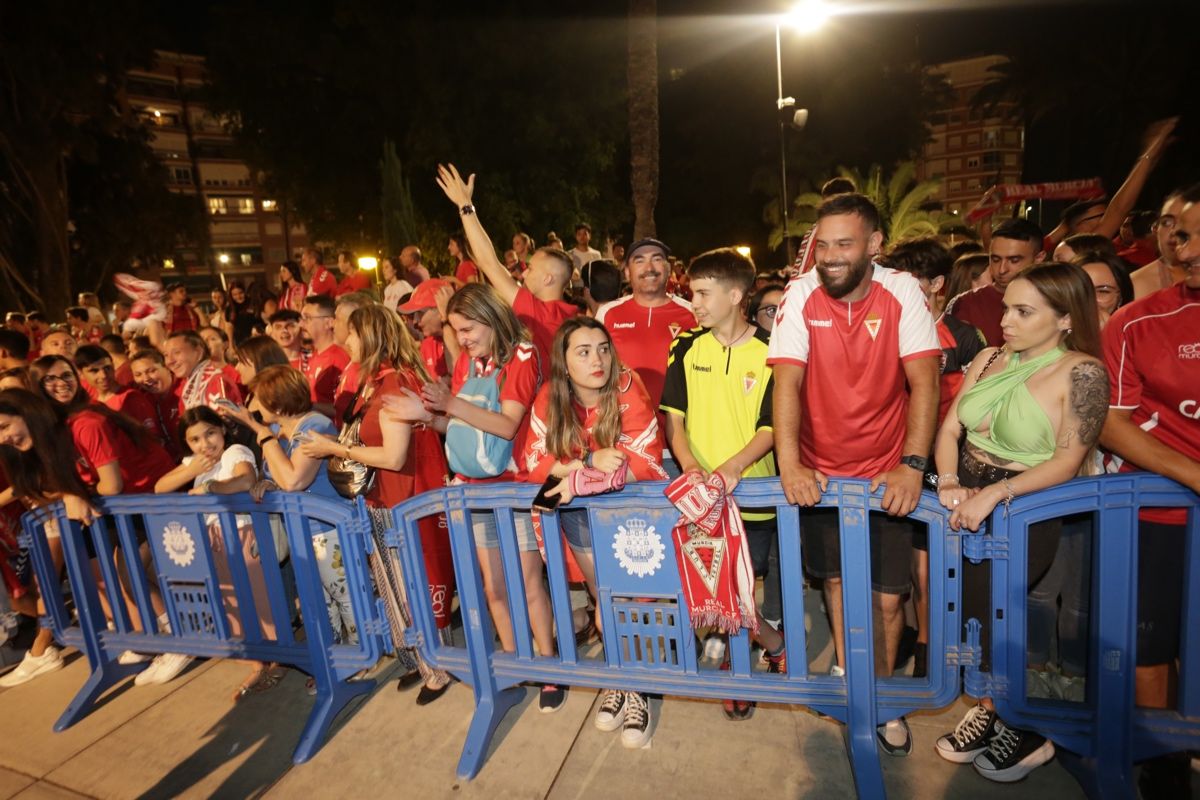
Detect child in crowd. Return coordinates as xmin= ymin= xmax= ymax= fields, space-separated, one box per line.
xmin=660 ymin=248 xmax=786 ymax=720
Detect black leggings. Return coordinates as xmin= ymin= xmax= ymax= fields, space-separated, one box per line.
xmin=958 ymin=450 xmax=1061 ymax=675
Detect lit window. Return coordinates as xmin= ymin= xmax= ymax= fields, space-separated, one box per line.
xmin=162 ymin=258 xmax=176 ymax=270
xmin=262 ymin=199 xmax=278 ymax=212
xmin=208 ymin=197 xmax=227 ymax=215
xmin=240 ymin=253 xmax=253 ymax=266
xmin=236 ymin=198 xmax=255 ymax=215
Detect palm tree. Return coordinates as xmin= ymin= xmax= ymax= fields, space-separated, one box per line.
xmin=771 ymin=161 xmax=944 ymax=248
xmin=627 ymin=0 xmax=659 ymax=240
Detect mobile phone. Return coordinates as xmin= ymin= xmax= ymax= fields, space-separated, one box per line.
xmin=532 ymin=475 xmax=564 ymax=511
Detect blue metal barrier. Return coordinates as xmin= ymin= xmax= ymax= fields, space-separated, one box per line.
xmin=977 ymin=474 xmax=1200 ymax=799
xmin=20 ymin=492 xmax=390 ymax=764
xmin=391 ymin=478 xmax=962 ymax=796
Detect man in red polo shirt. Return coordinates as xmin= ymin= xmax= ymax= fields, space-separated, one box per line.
xmin=946 ymin=218 xmax=1045 ymax=347
xmin=595 ymin=238 xmax=695 ymax=410
xmin=399 ymin=279 xmax=455 ymax=381
xmin=769 ymin=192 xmax=940 ymax=756
xmin=1099 ymin=182 xmax=1200 ymax=797
xmin=302 ymin=247 xmax=338 ymax=299
xmin=333 ymin=250 xmax=372 ymax=297
xmin=301 ymin=294 xmax=349 ymax=417
xmin=435 ymin=163 xmax=577 ymax=366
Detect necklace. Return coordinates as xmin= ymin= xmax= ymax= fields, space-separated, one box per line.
xmin=717 ymin=323 xmax=752 ymax=349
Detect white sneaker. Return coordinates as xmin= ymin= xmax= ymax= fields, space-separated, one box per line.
xmin=134 ymin=652 xmax=193 ymax=686
xmin=118 ymin=650 xmax=152 ymax=665
xmin=831 ymin=664 xmax=845 ymax=677
xmin=620 ymin=691 xmax=652 ymax=749
xmin=0 ymin=646 xmax=64 ymax=688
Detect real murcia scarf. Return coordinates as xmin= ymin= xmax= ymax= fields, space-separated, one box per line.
xmin=665 ymin=472 xmax=758 ymax=635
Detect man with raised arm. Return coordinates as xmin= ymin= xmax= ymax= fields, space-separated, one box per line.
xmin=435 ymin=164 xmax=577 ymax=365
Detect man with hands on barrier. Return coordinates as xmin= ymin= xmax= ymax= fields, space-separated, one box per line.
xmin=767 ymin=193 xmax=941 ymax=757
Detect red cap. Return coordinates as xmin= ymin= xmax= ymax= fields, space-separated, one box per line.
xmin=398 ymin=278 xmax=452 ymax=312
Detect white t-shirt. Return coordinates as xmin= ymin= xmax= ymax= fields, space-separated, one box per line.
xmin=186 ymin=444 xmax=256 ymax=525
xmin=383 ymin=279 xmax=415 ymax=312
xmin=569 ymin=246 xmax=602 ymax=273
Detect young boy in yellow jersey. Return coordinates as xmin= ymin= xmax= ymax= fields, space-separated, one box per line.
xmin=660 ymin=247 xmax=786 ymax=720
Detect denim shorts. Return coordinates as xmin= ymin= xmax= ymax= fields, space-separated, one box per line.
xmin=472 ymin=510 xmax=538 ymax=551
xmin=558 ymin=509 xmax=591 ymax=551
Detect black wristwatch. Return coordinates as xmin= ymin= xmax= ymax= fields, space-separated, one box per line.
xmin=459 ymin=204 xmax=476 ymax=216
xmin=900 ymin=454 xmax=928 ymax=472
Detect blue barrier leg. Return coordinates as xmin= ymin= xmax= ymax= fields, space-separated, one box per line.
xmin=838 ymin=501 xmax=885 ymax=800
xmin=457 ymin=685 xmax=526 ymax=779
xmin=54 ymin=659 xmax=144 ymax=732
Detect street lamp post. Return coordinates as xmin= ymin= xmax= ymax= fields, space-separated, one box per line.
xmin=775 ymin=1 xmax=832 ymax=266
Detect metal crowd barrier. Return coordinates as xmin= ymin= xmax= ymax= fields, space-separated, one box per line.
xmin=390 ymin=478 xmax=963 ymax=797
xmin=20 ymin=492 xmax=389 ymax=764
xmin=977 ymin=473 xmax=1200 ymax=800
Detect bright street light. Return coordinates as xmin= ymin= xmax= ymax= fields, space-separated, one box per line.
xmin=217 ymin=253 xmax=230 ymax=265
xmin=779 ymin=1 xmax=834 ymax=34
xmin=357 ymin=256 xmax=378 ymax=271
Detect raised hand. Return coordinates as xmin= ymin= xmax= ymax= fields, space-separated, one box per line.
xmin=436 ymin=163 xmax=475 ymax=209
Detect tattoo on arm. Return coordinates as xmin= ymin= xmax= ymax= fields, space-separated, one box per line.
xmin=1066 ymin=361 xmax=1109 ymax=448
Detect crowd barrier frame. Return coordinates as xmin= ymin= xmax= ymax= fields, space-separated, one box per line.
xmin=20 ymin=492 xmax=390 ymax=764
xmin=975 ymin=473 xmax=1200 ymax=800
xmin=391 ymin=478 xmax=963 ymax=797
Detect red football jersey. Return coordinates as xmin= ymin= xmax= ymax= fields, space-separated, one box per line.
xmin=595 ymin=294 xmax=696 ymax=409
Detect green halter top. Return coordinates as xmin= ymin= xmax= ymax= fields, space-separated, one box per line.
xmin=956 ymin=346 xmax=1066 ymax=468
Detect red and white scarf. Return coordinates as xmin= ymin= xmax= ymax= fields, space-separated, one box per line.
xmin=665 ymin=472 xmax=758 ymax=635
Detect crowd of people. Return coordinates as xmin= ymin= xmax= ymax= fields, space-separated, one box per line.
xmin=0 ymin=151 xmax=1196 ymax=794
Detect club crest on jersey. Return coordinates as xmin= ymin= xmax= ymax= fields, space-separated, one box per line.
xmin=864 ymin=313 xmax=882 ymax=341
xmin=668 ymin=323 xmax=682 ymax=339
xmin=743 ymin=371 xmax=757 ymax=394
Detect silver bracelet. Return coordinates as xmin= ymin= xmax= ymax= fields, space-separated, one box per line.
xmin=1000 ymin=477 xmax=1016 ymax=514
xmin=936 ymin=472 xmax=959 ymax=487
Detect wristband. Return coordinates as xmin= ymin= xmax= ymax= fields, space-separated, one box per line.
xmin=459 ymin=204 xmax=476 ymax=217
xmin=257 ymin=433 xmax=276 ymax=446
xmin=936 ymin=473 xmax=960 ymax=487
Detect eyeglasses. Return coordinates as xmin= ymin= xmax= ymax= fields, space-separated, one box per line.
xmin=41 ymin=373 xmax=76 ymax=385
xmin=756 ymin=305 xmax=779 ymax=318
xmin=1094 ymin=285 xmax=1119 ymax=298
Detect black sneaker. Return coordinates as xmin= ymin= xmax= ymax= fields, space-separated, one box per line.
xmin=973 ymin=720 xmax=1055 ymax=782
xmin=1137 ymin=753 xmax=1192 ymax=799
xmin=877 ymin=717 xmax=912 ymax=757
xmin=538 ymin=684 xmax=566 ymax=713
xmin=935 ymin=703 xmax=998 ymax=763
xmin=594 ymin=689 xmax=626 ymax=731
xmin=621 ymin=691 xmax=652 ymax=749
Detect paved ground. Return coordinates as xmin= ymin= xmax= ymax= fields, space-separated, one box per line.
xmin=0 ymin=586 xmax=1127 ymax=800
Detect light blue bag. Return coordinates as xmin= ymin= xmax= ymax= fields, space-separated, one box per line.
xmin=445 ymin=359 xmax=514 ymax=478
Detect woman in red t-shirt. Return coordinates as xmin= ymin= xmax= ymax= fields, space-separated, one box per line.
xmin=448 ymin=233 xmax=479 ymax=285
xmin=383 ymin=283 xmax=561 ymax=707
xmin=522 ymin=317 xmax=667 ymax=732
xmin=302 ymin=304 xmax=454 ymax=704
xmin=30 ymin=356 xmax=176 ymax=664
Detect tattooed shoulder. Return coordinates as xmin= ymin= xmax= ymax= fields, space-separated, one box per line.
xmin=1067 ymin=360 xmax=1109 ymax=447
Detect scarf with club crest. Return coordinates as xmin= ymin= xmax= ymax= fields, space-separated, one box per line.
xmin=665 ymin=471 xmax=758 ymax=635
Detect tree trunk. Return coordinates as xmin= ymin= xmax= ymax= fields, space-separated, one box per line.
xmin=627 ymin=0 xmax=659 ymax=240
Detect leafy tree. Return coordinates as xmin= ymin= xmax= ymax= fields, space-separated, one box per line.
xmin=0 ymin=1 xmax=201 ymax=316
xmin=774 ymin=161 xmax=944 ymax=248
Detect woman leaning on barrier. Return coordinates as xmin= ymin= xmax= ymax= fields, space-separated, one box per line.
xmin=932 ymin=261 xmax=1108 ymax=783
xmin=30 ymin=355 xmax=187 ymax=686
xmin=0 ymin=389 xmax=103 ymax=687
xmin=521 ymin=317 xmax=669 ymax=740
xmin=301 ymin=303 xmax=455 ymax=705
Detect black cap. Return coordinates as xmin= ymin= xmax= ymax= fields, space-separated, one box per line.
xmin=625 ymin=238 xmax=671 ymax=263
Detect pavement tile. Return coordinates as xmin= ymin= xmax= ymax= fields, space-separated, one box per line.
xmin=9 ymin=782 xmax=92 ymax=800
xmin=0 ymin=767 xmax=35 ymax=800
xmin=0 ymin=652 xmax=213 ymax=779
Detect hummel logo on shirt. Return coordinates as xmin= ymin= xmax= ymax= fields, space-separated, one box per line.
xmin=809 ymin=319 xmax=833 ymax=328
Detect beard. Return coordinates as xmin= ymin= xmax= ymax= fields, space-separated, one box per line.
xmin=816 ymin=254 xmax=872 ymax=299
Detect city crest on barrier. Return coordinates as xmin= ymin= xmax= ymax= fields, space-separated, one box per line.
xmin=612 ymin=517 xmax=665 ymax=578
xmin=162 ymin=521 xmax=196 ymax=568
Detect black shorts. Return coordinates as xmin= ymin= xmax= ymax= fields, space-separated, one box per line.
xmin=742 ymin=517 xmax=775 ymax=577
xmin=1136 ymin=520 xmax=1186 ymax=667
xmin=800 ymin=507 xmax=914 ymax=595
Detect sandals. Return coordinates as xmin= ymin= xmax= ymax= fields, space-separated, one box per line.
xmin=233 ymin=664 xmax=285 ymax=702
